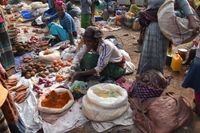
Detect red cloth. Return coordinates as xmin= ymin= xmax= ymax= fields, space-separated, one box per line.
xmin=55 ymin=0 xmax=65 ymax=7
xmin=195 ymin=91 xmax=200 ymax=105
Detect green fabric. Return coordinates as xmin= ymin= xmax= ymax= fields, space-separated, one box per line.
xmin=0 ymin=32 xmax=15 ymax=70
xmin=80 ymin=52 xmax=99 ymax=70
xmin=80 ymin=52 xmax=125 ymax=80
xmin=102 ymin=63 xmax=125 ymax=80
xmin=8 ymin=0 xmax=20 ymax=4
xmin=81 ymin=14 xmax=91 ymax=29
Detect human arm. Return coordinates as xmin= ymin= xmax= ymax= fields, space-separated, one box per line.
xmin=72 ymin=45 xmax=88 ymax=66
xmin=176 ymin=0 xmax=199 ymax=33
xmin=70 ymin=69 xmax=96 ymax=82
xmin=42 ymin=13 xmax=58 ymax=23
xmin=68 ymin=32 xmax=75 ymax=45
xmin=0 ymin=63 xmax=8 ymax=80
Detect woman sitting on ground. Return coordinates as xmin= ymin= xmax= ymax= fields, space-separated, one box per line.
xmin=43 ymin=0 xmax=76 ymax=45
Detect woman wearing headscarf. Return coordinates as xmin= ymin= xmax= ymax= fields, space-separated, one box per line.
xmin=0 ymin=63 xmax=26 ymax=133
xmin=0 ymin=4 xmax=15 ymax=75
xmin=43 ymin=0 xmax=76 ymax=45
xmin=137 ymin=0 xmax=198 ymax=74
xmin=70 ymin=26 xmax=134 ymax=81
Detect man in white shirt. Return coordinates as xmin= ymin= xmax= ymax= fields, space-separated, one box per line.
xmin=71 ymin=26 xmax=128 ymax=81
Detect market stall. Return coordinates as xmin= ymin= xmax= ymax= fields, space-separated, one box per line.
xmin=1 ymin=2 xmax=136 ymax=133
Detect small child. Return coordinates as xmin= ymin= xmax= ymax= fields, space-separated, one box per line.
xmin=182 ymin=39 xmax=200 ymax=115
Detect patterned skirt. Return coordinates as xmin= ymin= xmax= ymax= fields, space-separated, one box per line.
xmin=138 ymin=22 xmax=169 ymax=74
xmin=0 ymin=31 xmax=15 ymax=71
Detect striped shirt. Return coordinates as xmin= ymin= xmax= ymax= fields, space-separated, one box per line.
xmin=50 ymin=13 xmax=76 ymax=33
xmin=73 ymin=39 xmax=123 ymax=73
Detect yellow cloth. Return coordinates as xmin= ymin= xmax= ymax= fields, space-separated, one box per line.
xmin=0 ymin=83 xmax=8 ymax=107
xmin=194 ymin=0 xmax=200 ymax=7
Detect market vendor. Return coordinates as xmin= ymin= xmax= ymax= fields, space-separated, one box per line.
xmin=43 ymin=0 xmax=76 ymax=45
xmin=71 ymin=26 xmax=134 ymax=81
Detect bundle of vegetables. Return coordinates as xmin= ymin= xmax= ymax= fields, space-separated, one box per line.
xmin=8 ymin=84 xmax=29 ymax=104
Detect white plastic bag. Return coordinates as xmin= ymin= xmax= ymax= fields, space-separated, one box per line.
xmin=87 ymin=83 xmax=128 ymax=109
xmin=39 ymin=50 xmax=61 ymax=62
xmin=82 ymin=83 xmax=129 ymax=121
xmin=82 ymin=95 xmax=129 ymax=122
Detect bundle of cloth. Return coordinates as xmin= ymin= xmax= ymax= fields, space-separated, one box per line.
xmin=158 ymin=0 xmax=200 ymax=45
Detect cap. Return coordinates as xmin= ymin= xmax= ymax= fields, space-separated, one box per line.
xmin=83 ymin=26 xmax=103 ymax=40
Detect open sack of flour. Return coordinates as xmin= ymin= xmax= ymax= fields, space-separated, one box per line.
xmin=82 ymin=83 xmax=129 ymax=122
xmin=158 ymin=0 xmax=200 ymax=45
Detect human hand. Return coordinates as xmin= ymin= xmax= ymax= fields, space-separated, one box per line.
xmin=188 ymin=15 xmax=199 ymax=34
xmin=0 ymin=64 xmax=8 ymax=80
xmin=42 ymin=17 xmax=50 ymax=23
xmin=70 ymin=72 xmax=80 ymax=82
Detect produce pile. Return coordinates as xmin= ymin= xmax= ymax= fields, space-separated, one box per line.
xmin=5 ymin=78 xmax=29 ymax=104
xmin=41 ymin=90 xmax=71 ymax=108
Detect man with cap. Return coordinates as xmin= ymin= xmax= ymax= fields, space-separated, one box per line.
xmin=71 ymin=26 xmax=127 ymax=81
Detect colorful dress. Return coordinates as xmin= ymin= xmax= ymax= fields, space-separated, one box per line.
xmin=138 ymin=0 xmax=193 ymax=74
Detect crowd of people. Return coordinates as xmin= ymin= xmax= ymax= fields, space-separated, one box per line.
xmin=0 ymin=0 xmax=200 ymax=132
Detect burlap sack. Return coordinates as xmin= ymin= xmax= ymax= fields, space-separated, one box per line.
xmin=129 ymin=93 xmax=192 ymax=133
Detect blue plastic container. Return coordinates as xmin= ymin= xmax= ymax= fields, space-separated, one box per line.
xmin=20 ymin=11 xmax=33 ymax=19
xmin=95 ymin=16 xmax=103 ymax=22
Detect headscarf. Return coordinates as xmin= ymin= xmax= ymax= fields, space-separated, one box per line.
xmin=55 ymin=0 xmax=65 ymax=8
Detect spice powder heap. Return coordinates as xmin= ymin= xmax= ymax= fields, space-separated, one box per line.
xmin=41 ymin=90 xmax=71 ymax=108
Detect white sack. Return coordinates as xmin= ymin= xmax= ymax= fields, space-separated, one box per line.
xmin=158 ymin=0 xmax=199 ymax=45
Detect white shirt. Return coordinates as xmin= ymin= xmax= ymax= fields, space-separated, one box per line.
xmin=72 ymin=39 xmax=123 ymax=73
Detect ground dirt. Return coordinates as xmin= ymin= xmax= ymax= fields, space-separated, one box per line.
xmin=21 ymin=1 xmax=200 ymax=132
